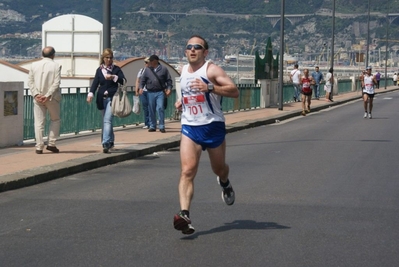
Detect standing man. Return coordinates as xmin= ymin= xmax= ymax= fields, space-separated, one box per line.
xmin=139 ymin=55 xmax=172 ymax=133
xmin=360 ymin=66 xmax=377 ymax=119
xmin=135 ymin=57 xmax=150 ymax=129
xmin=375 ymin=71 xmax=381 ymax=89
xmin=28 ymin=46 xmax=62 ymax=154
xmin=290 ymin=64 xmax=301 ymax=102
xmin=393 ymin=72 xmax=398 ymax=86
xmin=311 ymin=66 xmax=323 ymax=100
xmin=173 ymin=35 xmax=239 ymax=235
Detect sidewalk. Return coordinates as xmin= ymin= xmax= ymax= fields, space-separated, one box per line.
xmin=1 ymin=87 xmax=397 ymax=192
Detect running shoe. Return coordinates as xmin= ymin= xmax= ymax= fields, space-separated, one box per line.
xmin=368 ymin=113 xmax=372 ymax=119
xmin=217 ymin=176 xmax=235 ymax=205
xmin=301 ymin=111 xmax=306 ymax=116
xmin=173 ymin=212 xmax=195 ymax=235
xmin=363 ymin=112 xmax=368 ymax=118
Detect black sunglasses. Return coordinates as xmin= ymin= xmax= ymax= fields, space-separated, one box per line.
xmin=186 ymin=44 xmax=205 ymax=50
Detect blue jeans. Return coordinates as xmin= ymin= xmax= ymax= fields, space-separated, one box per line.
xmin=101 ymin=97 xmax=114 ymax=148
xmin=313 ymin=84 xmax=320 ymax=99
xmin=140 ymin=91 xmax=150 ymax=127
xmin=293 ymin=83 xmax=301 ymax=100
xmin=147 ymin=91 xmax=165 ymax=130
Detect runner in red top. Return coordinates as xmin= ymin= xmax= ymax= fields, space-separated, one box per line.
xmin=300 ymin=69 xmax=315 ymax=116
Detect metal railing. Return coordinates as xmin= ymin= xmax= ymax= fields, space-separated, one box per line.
xmin=23 ymin=84 xmax=262 ymax=140
xmin=22 ymin=78 xmax=393 ymax=140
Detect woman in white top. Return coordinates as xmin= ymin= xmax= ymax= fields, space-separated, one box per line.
xmin=324 ymin=68 xmax=334 ymax=102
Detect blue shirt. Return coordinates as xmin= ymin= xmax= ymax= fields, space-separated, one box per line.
xmin=311 ymin=71 xmax=324 ymax=84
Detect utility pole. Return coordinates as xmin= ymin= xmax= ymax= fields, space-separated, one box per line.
xmin=366 ymin=0 xmax=371 ymax=67
xmin=278 ymin=0 xmax=285 ymax=110
xmin=103 ymin=0 xmax=111 ymax=50
xmin=329 ymin=0 xmax=336 ymax=101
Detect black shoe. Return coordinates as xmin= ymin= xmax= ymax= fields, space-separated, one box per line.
xmin=46 ymin=146 xmax=59 ymax=153
xmin=148 ymin=128 xmax=156 ymax=132
xmin=173 ymin=211 xmax=195 ymax=235
xmin=35 ymin=150 xmax=43 ymax=154
xmin=160 ymin=129 xmax=166 ymax=133
xmin=293 ymin=97 xmax=297 ymax=102
xmin=217 ymin=177 xmax=235 ymax=205
xmin=103 ymin=147 xmax=109 ymax=153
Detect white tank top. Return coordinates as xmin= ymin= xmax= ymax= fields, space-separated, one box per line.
xmin=180 ymin=61 xmax=225 ymax=126
xmin=363 ymin=75 xmax=375 ymax=94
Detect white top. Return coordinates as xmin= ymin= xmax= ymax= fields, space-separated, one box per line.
xmin=137 ymin=68 xmax=147 ymax=91
xmin=363 ymin=74 xmax=375 ymax=94
xmin=291 ymin=69 xmax=301 ymax=84
xmin=180 ymin=61 xmax=225 ymax=126
xmin=325 ymin=73 xmax=333 ymax=86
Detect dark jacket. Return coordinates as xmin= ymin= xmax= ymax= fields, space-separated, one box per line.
xmin=139 ymin=64 xmax=173 ymax=92
xmin=90 ymin=65 xmax=125 ymax=110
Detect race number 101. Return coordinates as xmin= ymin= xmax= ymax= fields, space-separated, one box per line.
xmin=188 ymin=105 xmax=203 ymax=115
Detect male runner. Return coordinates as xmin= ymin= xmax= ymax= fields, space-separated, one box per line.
xmin=173 ymin=35 xmax=239 ymax=235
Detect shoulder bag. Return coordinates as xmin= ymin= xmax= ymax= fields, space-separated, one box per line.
xmin=111 ymin=78 xmax=132 ymax=118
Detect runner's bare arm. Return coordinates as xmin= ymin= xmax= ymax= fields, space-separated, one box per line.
xmin=207 ymin=63 xmax=239 ymax=98
xmin=373 ymin=76 xmax=378 ymax=85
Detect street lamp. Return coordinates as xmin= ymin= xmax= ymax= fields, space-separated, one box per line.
xmin=278 ymin=0 xmax=285 ymax=110
xmin=365 ymin=0 xmax=371 ymax=67
xmin=329 ymin=0 xmax=336 ymax=101
xmin=384 ymin=7 xmax=390 ymax=89
xmin=103 ymin=0 xmax=111 ymax=49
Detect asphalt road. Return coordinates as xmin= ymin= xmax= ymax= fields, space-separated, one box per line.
xmin=1 ymin=92 xmax=399 ymax=267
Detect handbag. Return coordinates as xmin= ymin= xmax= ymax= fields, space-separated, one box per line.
xmin=111 ymin=79 xmax=132 ymax=118
xmin=132 ymin=95 xmax=140 ymax=114
xmin=149 ymin=68 xmax=168 ymax=110
xmin=163 ymin=93 xmax=168 ymax=110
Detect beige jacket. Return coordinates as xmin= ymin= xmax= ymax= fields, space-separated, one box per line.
xmin=28 ymin=57 xmax=62 ymax=101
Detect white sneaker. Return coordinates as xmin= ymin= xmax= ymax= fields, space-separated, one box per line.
xmin=363 ymin=112 xmax=367 ymax=118
xmin=217 ymin=176 xmax=235 ymax=206
xmin=142 ymin=126 xmax=149 ymax=129
xmin=368 ymin=113 xmax=372 ymax=119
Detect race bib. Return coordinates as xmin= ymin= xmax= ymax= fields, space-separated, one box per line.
xmin=182 ymin=94 xmax=209 ymax=120
xmin=365 ymin=83 xmax=373 ymax=91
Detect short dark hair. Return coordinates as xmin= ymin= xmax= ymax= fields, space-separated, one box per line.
xmin=149 ymin=54 xmax=159 ymax=61
xmin=188 ymin=34 xmax=209 ymax=50
xmin=294 ymin=64 xmax=298 ymax=68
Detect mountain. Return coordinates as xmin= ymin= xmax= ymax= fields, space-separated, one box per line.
xmin=0 ymin=0 xmax=397 ymax=61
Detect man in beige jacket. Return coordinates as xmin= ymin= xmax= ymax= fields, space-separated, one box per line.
xmin=28 ymin=46 xmax=62 ymax=154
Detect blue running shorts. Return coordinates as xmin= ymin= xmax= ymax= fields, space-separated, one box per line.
xmin=182 ymin=122 xmax=226 ymax=151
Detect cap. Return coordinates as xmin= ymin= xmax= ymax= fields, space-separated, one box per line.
xmin=149 ymin=55 xmax=159 ymax=61
xmin=144 ymin=57 xmax=150 ymax=63
xmin=366 ymin=66 xmax=372 ymax=70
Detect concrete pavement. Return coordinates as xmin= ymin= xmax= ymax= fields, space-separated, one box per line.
xmin=1 ymin=87 xmax=397 ymax=193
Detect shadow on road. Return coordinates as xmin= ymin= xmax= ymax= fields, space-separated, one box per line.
xmin=182 ymin=220 xmax=290 ymax=240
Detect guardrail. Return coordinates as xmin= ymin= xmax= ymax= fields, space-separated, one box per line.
xmin=22 ymin=78 xmax=393 ymax=140
xmin=23 ymin=84 xmax=262 ymax=140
